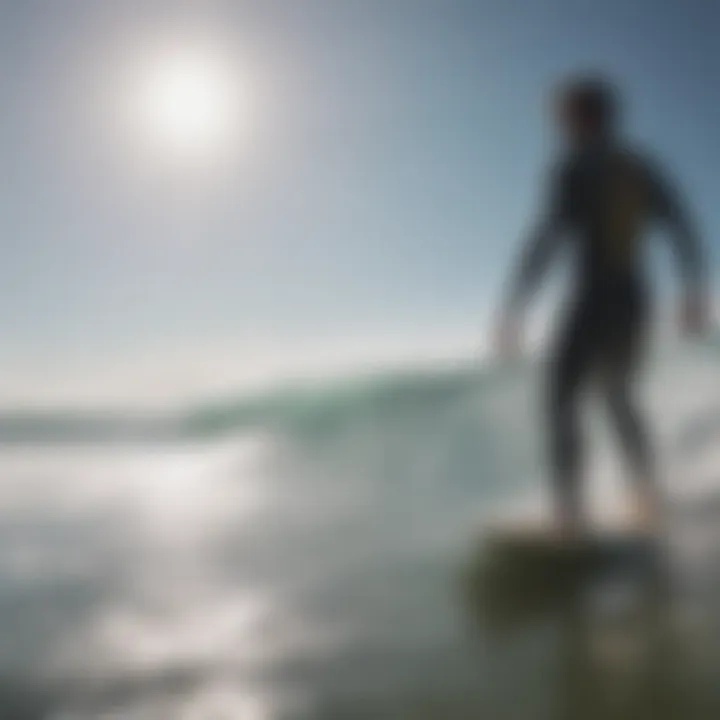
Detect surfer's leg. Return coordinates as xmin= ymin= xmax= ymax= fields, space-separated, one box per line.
xmin=606 ymin=379 xmax=653 ymax=481
xmin=605 ymin=375 xmax=660 ymax=530
xmin=548 ymin=305 xmax=593 ymax=534
xmin=601 ymin=292 xmax=660 ymax=529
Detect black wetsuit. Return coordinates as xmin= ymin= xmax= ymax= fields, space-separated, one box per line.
xmin=507 ymin=140 xmax=704 ymax=521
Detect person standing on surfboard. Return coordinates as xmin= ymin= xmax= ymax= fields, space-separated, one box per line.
xmin=497 ymin=75 xmax=710 ymax=537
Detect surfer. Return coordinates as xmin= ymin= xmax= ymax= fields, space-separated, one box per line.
xmin=497 ymin=75 xmax=710 ymax=537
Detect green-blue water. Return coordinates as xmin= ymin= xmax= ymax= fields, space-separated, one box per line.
xmin=2 ymin=348 xmax=720 ymax=718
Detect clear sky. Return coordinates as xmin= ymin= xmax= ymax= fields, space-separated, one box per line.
xmin=1 ymin=0 xmax=718 ymax=405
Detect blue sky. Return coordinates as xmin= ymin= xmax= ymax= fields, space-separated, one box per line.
xmin=0 ymin=0 xmax=718 ymax=404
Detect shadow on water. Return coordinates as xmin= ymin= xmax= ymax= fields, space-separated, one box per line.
xmin=463 ymin=549 xmax=678 ymax=719
xmin=457 ymin=492 xmax=720 ymax=720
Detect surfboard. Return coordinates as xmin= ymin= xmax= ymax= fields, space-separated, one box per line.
xmin=484 ymin=523 xmax=659 ymax=572
xmin=464 ymin=521 xmax=664 ymax=628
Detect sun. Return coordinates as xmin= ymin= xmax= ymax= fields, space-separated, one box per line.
xmin=136 ymin=49 xmax=243 ymax=159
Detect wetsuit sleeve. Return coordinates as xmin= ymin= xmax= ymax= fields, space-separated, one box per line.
xmin=503 ymin=162 xmax=571 ymax=316
xmin=649 ymin=163 xmax=707 ymax=295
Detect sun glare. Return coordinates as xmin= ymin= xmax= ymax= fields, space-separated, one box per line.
xmin=136 ymin=49 xmax=244 ymax=159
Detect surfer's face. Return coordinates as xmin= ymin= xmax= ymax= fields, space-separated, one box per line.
xmin=555 ymin=89 xmax=609 ymax=149
xmin=557 ymin=96 xmax=595 ymax=148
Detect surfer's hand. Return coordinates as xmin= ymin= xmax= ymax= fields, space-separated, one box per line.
xmin=680 ymin=291 xmax=711 ymax=337
xmin=495 ymin=312 xmax=523 ymax=358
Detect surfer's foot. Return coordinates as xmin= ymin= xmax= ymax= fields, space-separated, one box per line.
xmin=555 ymin=511 xmax=588 ymax=544
xmin=628 ymin=485 xmax=664 ymax=536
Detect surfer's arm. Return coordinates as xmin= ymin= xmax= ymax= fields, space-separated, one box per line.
xmin=650 ymin=164 xmax=707 ymax=297
xmin=649 ymin=161 xmax=710 ymax=334
xmin=502 ymin=164 xmax=571 ymax=318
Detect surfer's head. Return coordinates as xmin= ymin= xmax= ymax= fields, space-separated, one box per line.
xmin=555 ymin=74 xmax=620 ymax=147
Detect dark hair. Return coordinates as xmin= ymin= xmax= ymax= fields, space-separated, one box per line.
xmin=559 ymin=75 xmax=620 ymax=132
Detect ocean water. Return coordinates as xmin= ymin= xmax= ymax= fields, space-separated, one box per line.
xmin=3 ymin=344 xmax=720 ymax=719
